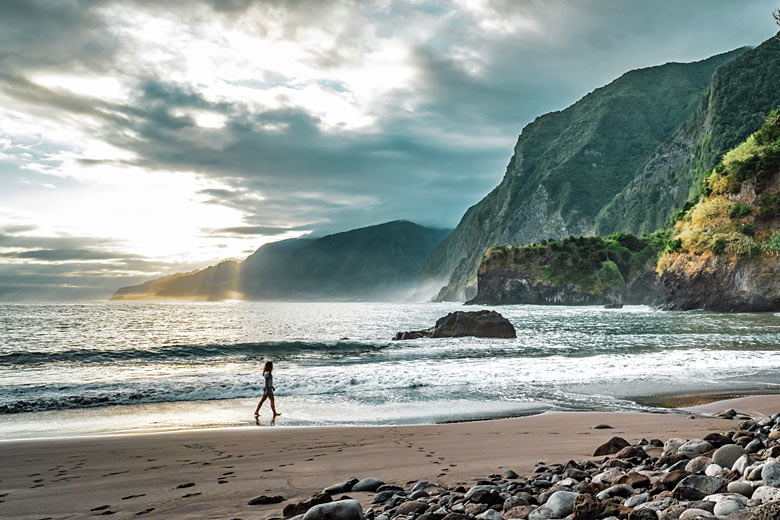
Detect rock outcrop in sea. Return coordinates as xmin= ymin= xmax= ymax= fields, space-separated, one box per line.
xmin=393 ymin=311 xmax=516 ymax=340
xmin=466 ymin=235 xmax=662 ymax=306
xmin=276 ymin=409 xmax=780 ymax=520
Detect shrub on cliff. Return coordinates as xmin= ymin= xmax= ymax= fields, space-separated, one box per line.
xmin=658 ymin=110 xmax=780 ymax=269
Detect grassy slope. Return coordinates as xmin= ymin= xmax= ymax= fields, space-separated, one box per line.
xmin=596 ymin=35 xmax=780 ymax=235
xmin=658 ymin=112 xmax=780 ymax=270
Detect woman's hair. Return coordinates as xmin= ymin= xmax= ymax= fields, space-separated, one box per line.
xmin=263 ymin=360 xmax=274 ymax=373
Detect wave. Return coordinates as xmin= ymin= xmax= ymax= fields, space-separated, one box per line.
xmin=0 ymin=340 xmax=392 ymax=366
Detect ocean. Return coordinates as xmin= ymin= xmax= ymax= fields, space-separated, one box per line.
xmin=2 ymin=302 xmax=780 ymax=440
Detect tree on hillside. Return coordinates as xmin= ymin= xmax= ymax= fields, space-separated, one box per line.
xmin=775 ymin=8 xmax=780 ymax=29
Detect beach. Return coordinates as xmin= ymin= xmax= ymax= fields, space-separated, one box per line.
xmin=2 ymin=394 xmax=777 ymax=519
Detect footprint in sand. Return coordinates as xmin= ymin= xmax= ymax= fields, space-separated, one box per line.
xmin=91 ymin=505 xmax=111 ymax=511
xmin=122 ymin=494 xmax=146 ymax=500
xmin=135 ymin=508 xmax=155 ymax=516
xmin=182 ymin=492 xmax=202 ymax=498
xmin=176 ymin=483 xmax=195 ymax=489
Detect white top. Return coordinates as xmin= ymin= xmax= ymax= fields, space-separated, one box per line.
xmin=263 ymin=371 xmax=274 ymax=392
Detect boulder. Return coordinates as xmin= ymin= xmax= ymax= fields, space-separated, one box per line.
xmin=661 ymin=470 xmax=690 ymax=489
xmin=761 ymin=459 xmax=780 ymax=487
xmin=727 ymin=481 xmax=753 ymax=497
xmin=685 ymin=456 xmax=713 ymax=475
xmin=352 ymin=478 xmax=384 ymax=492
xmin=593 ymin=437 xmax=631 ymax=456
xmin=504 ymin=505 xmax=533 ymax=519
xmin=248 ymin=495 xmax=285 ymax=505
xmin=283 ymin=493 xmax=333 ymax=516
xmin=544 ymin=490 xmax=579 ymax=518
xmin=615 ymin=446 xmax=648 ymax=460
xmin=323 ymin=477 xmax=359 ymax=494
xmin=393 ymin=310 xmax=516 ymax=340
xmin=713 ymin=444 xmax=746 ymax=469
xmin=679 ymin=440 xmax=713 ymax=457
xmin=712 ymin=498 xmax=744 ymax=517
xmin=395 ymin=501 xmax=429 ymax=516
xmin=476 ymin=510 xmax=504 ymax=520
xmin=750 ymin=500 xmax=780 ymax=520
xmin=466 ymin=485 xmax=503 ymax=505
xmin=302 ymin=499 xmax=363 ymax=520
xmin=624 ymin=493 xmax=651 ymax=507
xmin=616 ymin=472 xmax=651 ymax=489
xmin=528 ymin=507 xmax=553 ymax=520
xmin=752 ymin=485 xmax=780 ymax=503
xmin=673 ymin=475 xmax=726 ymax=500
xmin=678 ymin=509 xmax=714 ymax=519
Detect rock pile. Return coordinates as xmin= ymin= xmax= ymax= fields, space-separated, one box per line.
xmin=277 ymin=411 xmax=780 ymax=520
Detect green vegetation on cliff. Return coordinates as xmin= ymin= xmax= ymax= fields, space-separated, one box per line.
xmin=658 ymin=111 xmax=780 ymax=270
xmin=654 ymin=111 xmax=780 ymax=311
xmin=596 ymin=35 xmax=780 ymax=236
xmin=480 ymin=232 xmax=666 ymax=298
xmin=420 ymin=47 xmax=748 ymax=301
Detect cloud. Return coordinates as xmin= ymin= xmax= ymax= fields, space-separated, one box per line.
xmin=0 ymin=0 xmax=778 ymax=299
xmin=0 ymin=248 xmax=137 ymax=261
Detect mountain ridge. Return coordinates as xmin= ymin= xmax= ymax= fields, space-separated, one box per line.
xmin=110 ymin=220 xmax=450 ymax=302
xmin=419 ymin=46 xmax=753 ymax=301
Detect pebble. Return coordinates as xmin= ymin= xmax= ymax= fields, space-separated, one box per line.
xmin=302 ymin=499 xmax=363 ymax=520
xmin=712 ymin=444 xmax=745 ymax=468
xmin=761 ymin=458 xmax=780 ymax=487
xmin=263 ymin=410 xmax=780 ymax=520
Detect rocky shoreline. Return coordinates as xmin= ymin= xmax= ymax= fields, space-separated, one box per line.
xmin=271 ymin=409 xmax=780 ymax=520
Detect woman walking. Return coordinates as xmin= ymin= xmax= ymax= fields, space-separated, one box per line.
xmin=254 ymin=360 xmax=281 ymax=417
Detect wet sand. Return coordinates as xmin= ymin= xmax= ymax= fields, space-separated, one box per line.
xmin=1 ymin=394 xmax=778 ymax=520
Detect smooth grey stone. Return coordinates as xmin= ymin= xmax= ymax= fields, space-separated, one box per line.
xmin=727 ymin=481 xmax=753 ymax=497
xmin=302 ymin=499 xmax=363 ymax=520
xmin=762 ymin=459 xmax=780 ymax=487
xmin=673 ymin=475 xmax=725 ymax=500
xmin=476 ymin=509 xmax=504 ymax=520
xmin=352 ymin=478 xmax=385 ymax=492
xmin=544 ymin=491 xmax=578 ymax=518
xmin=323 ymin=477 xmax=358 ymax=495
xmin=713 ymin=444 xmax=746 ymax=469
xmin=713 ymin=498 xmax=744 ymax=516
xmin=624 ymin=492 xmax=650 ymax=507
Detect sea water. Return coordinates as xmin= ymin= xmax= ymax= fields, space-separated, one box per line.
xmin=2 ymin=301 xmax=780 ymax=439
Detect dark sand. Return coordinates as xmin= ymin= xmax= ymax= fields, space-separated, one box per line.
xmin=1 ymin=394 xmax=777 ymax=519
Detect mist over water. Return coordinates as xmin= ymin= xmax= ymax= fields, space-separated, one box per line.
xmin=2 ymin=302 xmax=780 ymax=439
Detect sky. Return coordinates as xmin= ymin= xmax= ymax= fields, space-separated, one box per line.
xmin=0 ymin=0 xmax=778 ymax=300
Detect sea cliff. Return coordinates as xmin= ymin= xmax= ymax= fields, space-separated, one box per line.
xmin=467 ymin=234 xmax=663 ymax=306
xmin=654 ymin=112 xmax=780 ymax=311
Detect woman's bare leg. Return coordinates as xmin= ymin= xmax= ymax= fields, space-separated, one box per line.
xmin=269 ymin=395 xmax=280 ymax=416
xmin=254 ymin=394 xmax=267 ymax=416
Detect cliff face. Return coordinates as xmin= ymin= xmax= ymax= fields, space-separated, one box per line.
xmin=654 ymin=112 xmax=780 ymax=311
xmin=467 ymin=235 xmax=663 ymax=306
xmin=655 ymin=254 xmax=780 ymax=311
xmin=110 ymin=221 xmax=450 ymax=302
xmin=596 ymin=35 xmax=780 ymax=237
xmin=420 ymin=47 xmax=747 ymax=301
